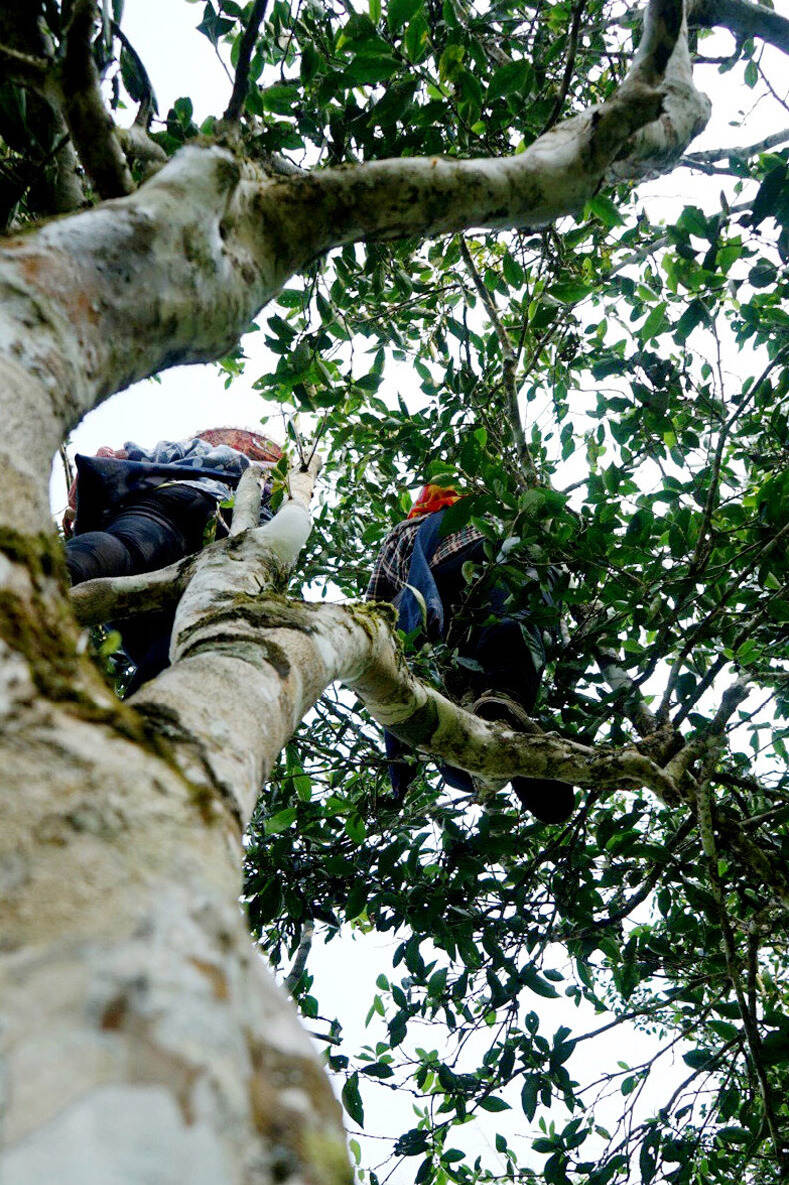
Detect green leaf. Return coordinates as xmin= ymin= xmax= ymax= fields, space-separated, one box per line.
xmin=264 ymin=807 xmax=297 ymax=835
xmin=674 ymin=299 xmax=709 ymax=344
xmin=479 ymin=1095 xmax=511 ymax=1112
xmin=640 ymin=302 xmax=667 ymax=341
xmin=548 ymin=280 xmax=594 ymax=304
xmin=521 ymin=1075 xmax=539 ymax=1121
xmin=345 ymin=880 xmax=368 ymax=919
xmin=388 ymin=0 xmax=423 ymax=32
xmin=639 ymin=1132 xmax=659 ymax=1184
xmin=345 ymin=812 xmax=367 ymax=844
xmin=487 ymin=60 xmax=533 ymax=101
xmin=342 ymin=1072 xmax=365 ymax=1127
xmin=300 ymin=43 xmax=321 ymax=83
xmin=682 ymin=1048 xmax=716 ymax=1070
xmin=587 ymin=194 xmax=624 ymax=228
xmin=344 ymin=52 xmax=399 ymax=85
xmin=521 ymin=966 xmax=560 ymax=998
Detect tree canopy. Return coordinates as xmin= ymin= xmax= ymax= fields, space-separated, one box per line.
xmin=2 ymin=0 xmax=789 ymax=1183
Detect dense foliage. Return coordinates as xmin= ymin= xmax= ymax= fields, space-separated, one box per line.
xmin=5 ymin=0 xmax=789 ymax=1181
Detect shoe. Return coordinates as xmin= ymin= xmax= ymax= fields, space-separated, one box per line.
xmin=472 ymin=694 xmax=575 ymax=824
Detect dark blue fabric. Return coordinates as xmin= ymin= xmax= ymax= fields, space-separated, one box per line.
xmin=66 ymin=485 xmax=221 ymax=694
xmin=73 ymin=455 xmax=254 ymax=535
xmin=393 ymin=511 xmax=448 ymax=637
xmin=382 ymin=510 xmax=555 ymax=800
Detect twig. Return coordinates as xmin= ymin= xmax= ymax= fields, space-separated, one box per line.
xmin=287 ymin=413 xmax=307 ymax=467
xmin=59 ymin=444 xmax=74 ymax=490
xmin=306 ymin=413 xmax=330 ymax=469
xmin=459 ymin=237 xmax=539 ymax=485
xmin=224 ymin=0 xmax=269 ymax=123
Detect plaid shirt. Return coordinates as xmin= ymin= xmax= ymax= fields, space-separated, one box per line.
xmin=365 ymin=516 xmax=485 ymax=603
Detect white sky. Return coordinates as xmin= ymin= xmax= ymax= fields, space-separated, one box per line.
xmin=51 ymin=6 xmax=789 ymax=1180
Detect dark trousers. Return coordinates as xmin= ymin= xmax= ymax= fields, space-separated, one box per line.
xmin=385 ymin=539 xmax=542 ymax=797
xmin=433 ymin=539 xmax=541 ymax=712
xmin=65 ymin=485 xmax=216 ymax=692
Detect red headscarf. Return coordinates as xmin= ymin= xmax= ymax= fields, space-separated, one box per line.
xmin=407 ymin=483 xmax=461 ymax=519
xmin=197 ymin=427 xmax=281 ymax=464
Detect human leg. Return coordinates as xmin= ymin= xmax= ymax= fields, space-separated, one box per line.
xmin=65 ymin=485 xmax=216 ymax=691
xmin=432 ymin=553 xmax=574 ymax=823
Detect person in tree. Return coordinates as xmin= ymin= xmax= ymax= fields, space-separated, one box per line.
xmin=64 ymin=428 xmax=281 ymax=693
xmin=366 ymin=482 xmax=574 ymax=823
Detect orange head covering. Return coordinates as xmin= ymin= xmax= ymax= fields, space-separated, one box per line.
xmin=407 ymin=483 xmax=461 ymax=519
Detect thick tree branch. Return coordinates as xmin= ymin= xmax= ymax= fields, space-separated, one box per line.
xmin=689 ymin=0 xmax=789 ymax=56
xmin=69 ymin=553 xmax=196 ymax=624
xmin=223 ymin=0 xmax=269 ymax=123
xmin=59 ymin=0 xmax=134 ymax=197
xmin=595 ymin=648 xmax=659 ymax=737
xmin=609 ymin=0 xmax=710 ymax=182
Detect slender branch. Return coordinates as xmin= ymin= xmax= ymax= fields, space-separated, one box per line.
xmin=459 ymin=238 xmax=539 ymax=485
xmin=682 ymin=127 xmax=789 ymax=168
xmin=288 ymin=453 xmax=322 ymax=508
xmin=0 ymin=40 xmax=50 ymax=89
xmin=708 ymin=678 xmax=750 ymax=736
xmin=224 ymin=0 xmax=269 ymax=123
xmin=284 ymin=920 xmax=315 ymax=994
xmin=656 ymin=348 xmax=789 ymax=723
xmin=574 ymin=815 xmax=695 ymax=935
xmin=595 ymin=647 xmax=658 ymax=737
xmin=691 ymin=345 xmax=789 ymax=573
xmin=539 ymin=0 xmax=587 ymax=136
xmin=608 ymin=199 xmax=753 ymax=278
xmin=58 ymin=443 xmax=74 ymax=490
xmin=59 ymin=0 xmax=134 ymax=198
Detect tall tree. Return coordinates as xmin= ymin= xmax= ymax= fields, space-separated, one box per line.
xmin=1 ymin=1 xmax=788 ymax=1182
